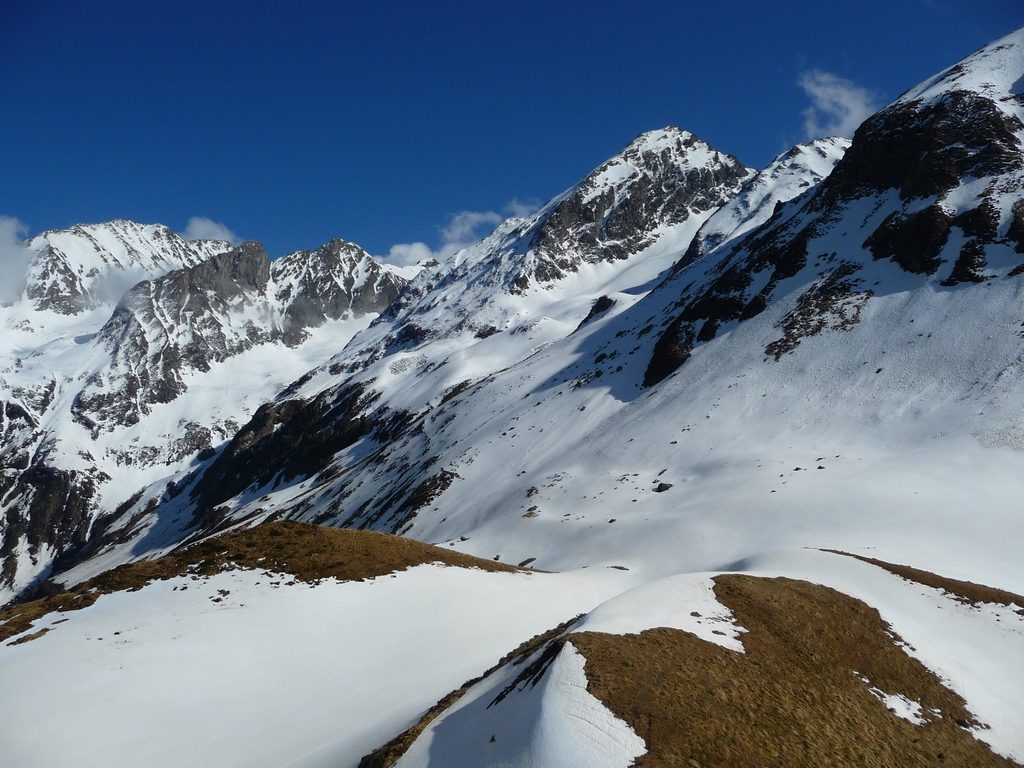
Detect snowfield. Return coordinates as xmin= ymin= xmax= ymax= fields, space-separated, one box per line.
xmin=0 ymin=564 xmax=631 ymax=768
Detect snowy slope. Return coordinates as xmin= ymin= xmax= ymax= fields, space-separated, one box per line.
xmin=3 ymin=529 xmax=1019 ymax=768
xmin=392 ymin=553 xmax=1023 ymax=766
xmin=0 ymin=525 xmax=634 ymax=768
xmin=0 ymin=567 xmax=628 ymax=768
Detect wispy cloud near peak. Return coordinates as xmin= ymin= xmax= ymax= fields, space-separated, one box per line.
xmin=0 ymin=215 xmax=32 ymax=305
xmin=183 ymin=216 xmax=240 ymax=244
xmin=383 ymin=198 xmax=540 ymax=267
xmin=798 ymin=70 xmax=880 ymax=139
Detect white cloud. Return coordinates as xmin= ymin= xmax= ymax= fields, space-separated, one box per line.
xmin=385 ymin=241 xmax=438 ymax=267
xmin=798 ymin=70 xmax=880 ymax=139
xmin=440 ymin=210 xmax=503 ymax=245
xmin=0 ymin=215 xmax=32 ymax=305
xmin=503 ymin=197 xmax=541 ymax=218
xmin=183 ymin=216 xmax=240 ymax=244
xmin=382 ymin=199 xmax=536 ymax=267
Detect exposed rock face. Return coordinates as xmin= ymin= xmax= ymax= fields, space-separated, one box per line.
xmin=823 ymin=91 xmax=1022 ymax=205
xmin=272 ymin=239 xmax=408 ymax=345
xmin=191 ymin=382 xmax=377 ymax=515
xmin=644 ymin=30 xmax=1024 ymax=386
xmin=522 ymin=127 xmax=753 ymax=286
xmin=0 ymin=463 xmax=102 ymax=585
xmin=22 ymin=220 xmax=230 ymax=315
xmin=71 ymin=240 xmax=406 ymax=436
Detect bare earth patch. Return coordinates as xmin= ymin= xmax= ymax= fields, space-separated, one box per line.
xmin=571 ymin=575 xmax=1016 ymax=767
xmin=1 ymin=521 xmax=515 ymax=644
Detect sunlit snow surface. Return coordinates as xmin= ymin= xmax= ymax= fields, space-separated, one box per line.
xmin=0 ymin=565 xmax=630 ymax=768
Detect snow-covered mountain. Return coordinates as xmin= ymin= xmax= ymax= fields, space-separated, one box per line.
xmin=333 ymin=125 xmax=752 ymax=372
xmin=49 ymin=30 xmax=1024 ymax=595
xmin=15 ymin=219 xmax=230 ymax=315
xmin=3 ymin=26 xmax=1024 ymax=768
xmin=74 ymin=238 xmax=405 ymax=435
xmin=47 ymin=125 xmax=756 ymax=568
xmin=0 ymin=229 xmax=406 ymax=598
xmin=681 ymin=135 xmax=850 ymax=265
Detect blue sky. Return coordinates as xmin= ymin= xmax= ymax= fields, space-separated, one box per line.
xmin=1 ymin=1 xmax=1021 ymax=261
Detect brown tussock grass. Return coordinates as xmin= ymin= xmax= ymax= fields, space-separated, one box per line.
xmin=825 ymin=550 xmax=1024 ymax=609
xmin=1 ymin=521 xmax=515 ymax=644
xmin=571 ymin=575 xmax=1017 ymax=768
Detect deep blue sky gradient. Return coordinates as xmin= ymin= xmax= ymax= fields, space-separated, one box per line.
xmin=1 ymin=0 xmax=1021 ymax=257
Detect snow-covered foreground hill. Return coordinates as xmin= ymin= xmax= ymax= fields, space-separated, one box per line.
xmin=0 ymin=525 xmax=629 ymax=768
xmin=393 ymin=549 xmax=1024 ymax=767
xmin=1 ymin=523 xmax=1020 ymax=767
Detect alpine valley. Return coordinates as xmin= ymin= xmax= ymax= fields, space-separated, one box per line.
xmin=2 ymin=28 xmax=1023 ymax=768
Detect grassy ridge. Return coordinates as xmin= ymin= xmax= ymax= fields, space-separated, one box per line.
xmin=1 ymin=521 xmax=515 ymax=643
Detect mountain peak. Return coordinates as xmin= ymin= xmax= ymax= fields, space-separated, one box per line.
xmin=19 ymin=219 xmax=232 ymax=315
xmin=316 ymin=237 xmax=374 ymax=262
xmin=622 ymin=124 xmax=694 ymax=150
xmin=898 ymin=26 xmax=1024 ymax=112
xmin=275 ymin=237 xmax=381 ymax=278
xmin=512 ymin=126 xmax=752 ymax=287
xmin=611 ymin=125 xmax=746 ymax=171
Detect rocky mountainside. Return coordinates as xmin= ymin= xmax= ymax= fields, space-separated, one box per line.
xmin=0 ymin=230 xmax=406 ymax=599
xmin=327 ymin=126 xmax=753 ymax=376
xmin=74 ymin=238 xmax=406 ymax=436
xmin=641 ymin=33 xmax=1024 ymax=387
xmin=46 ymin=126 xmax=761 ymax=565
xmin=2 ymin=27 xmax=1024 ymax=768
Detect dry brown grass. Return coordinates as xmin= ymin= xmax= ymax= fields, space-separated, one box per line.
xmin=1 ymin=521 xmax=515 ymax=644
xmin=826 ymin=550 xmax=1024 ymax=609
xmin=571 ymin=575 xmax=1017 ymax=768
